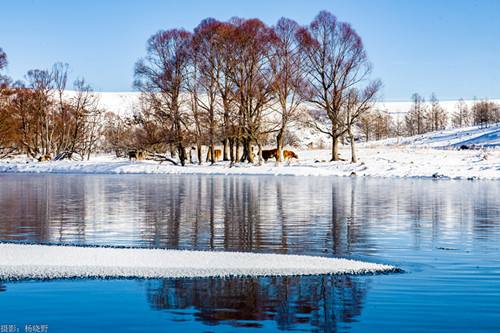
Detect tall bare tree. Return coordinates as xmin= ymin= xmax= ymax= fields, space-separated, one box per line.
xmin=405 ymin=93 xmax=427 ymax=135
xmin=427 ymin=93 xmax=447 ymax=131
xmin=135 ymin=29 xmax=192 ymax=166
xmin=192 ymin=18 xmax=224 ymax=164
xmin=226 ymin=18 xmax=277 ymax=163
xmin=0 ymin=48 xmax=6 ymax=71
xmin=451 ymin=98 xmax=471 ymax=128
xmin=297 ymin=10 xmax=373 ymax=161
xmin=344 ymin=81 xmax=381 ymax=163
xmin=270 ymin=17 xmax=306 ymax=162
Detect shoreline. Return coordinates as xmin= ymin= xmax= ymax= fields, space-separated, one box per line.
xmin=0 ymin=147 xmax=498 ymax=180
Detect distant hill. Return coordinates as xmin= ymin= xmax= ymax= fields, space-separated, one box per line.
xmin=81 ymin=91 xmax=499 ymax=149
xmin=369 ymin=123 xmax=500 ymax=149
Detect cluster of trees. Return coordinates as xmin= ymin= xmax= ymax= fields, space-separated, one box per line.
xmin=132 ymin=11 xmax=380 ymax=165
xmin=2 ymin=11 xmax=498 ymax=164
xmin=403 ymin=93 xmax=499 ymax=136
xmin=355 ymin=93 xmax=500 ymax=142
xmin=0 ymin=49 xmax=103 ymax=159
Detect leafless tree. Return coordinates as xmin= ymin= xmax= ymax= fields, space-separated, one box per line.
xmin=226 ymin=18 xmax=277 ymax=163
xmin=0 ymin=48 xmax=6 ymax=71
xmin=297 ymin=11 xmax=373 ymax=161
xmin=472 ymin=99 xmax=498 ymax=128
xmin=405 ymin=93 xmax=427 ymax=135
xmin=426 ymin=93 xmax=447 ymax=131
xmin=135 ymin=29 xmax=192 ymax=166
xmin=344 ymin=81 xmax=381 ymax=162
xmin=192 ymin=19 xmax=224 ymax=164
xmin=451 ymin=98 xmax=471 ymax=128
xmin=270 ymin=17 xmax=306 ymax=162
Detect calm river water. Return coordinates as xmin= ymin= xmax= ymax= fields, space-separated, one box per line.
xmin=0 ymin=174 xmax=499 ymax=332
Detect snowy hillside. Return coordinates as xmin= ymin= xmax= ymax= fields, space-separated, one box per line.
xmin=85 ymin=91 xmax=500 ymax=118
xmin=369 ymin=123 xmax=500 ymax=149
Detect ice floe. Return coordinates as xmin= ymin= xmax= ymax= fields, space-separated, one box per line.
xmin=0 ymin=243 xmax=397 ymax=280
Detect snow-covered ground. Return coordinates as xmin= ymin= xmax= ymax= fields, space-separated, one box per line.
xmin=0 ymin=243 xmax=396 ymax=280
xmin=372 ymin=123 xmax=500 ymax=149
xmin=0 ymin=143 xmax=498 ymax=179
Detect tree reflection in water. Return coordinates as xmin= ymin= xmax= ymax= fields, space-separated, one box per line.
xmin=146 ymin=274 xmax=368 ymax=332
xmin=0 ymin=174 xmax=498 ymax=331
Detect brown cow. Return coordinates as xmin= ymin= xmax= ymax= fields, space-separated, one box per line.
xmin=37 ymin=154 xmax=52 ymax=162
xmin=283 ymin=150 xmax=299 ymax=161
xmin=262 ymin=148 xmax=278 ymax=162
xmin=206 ymin=148 xmax=222 ymax=162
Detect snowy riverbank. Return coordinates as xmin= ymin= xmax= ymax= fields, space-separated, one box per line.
xmin=0 ymin=146 xmax=498 ymax=180
xmin=1 ymin=125 xmax=498 ymax=180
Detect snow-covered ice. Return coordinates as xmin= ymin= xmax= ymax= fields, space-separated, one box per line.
xmin=0 ymin=243 xmax=397 ymax=280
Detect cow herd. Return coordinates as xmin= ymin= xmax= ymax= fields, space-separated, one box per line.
xmin=128 ymin=147 xmax=299 ymax=163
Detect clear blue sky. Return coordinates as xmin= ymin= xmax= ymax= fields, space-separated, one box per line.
xmin=1 ymin=0 xmax=499 ymax=100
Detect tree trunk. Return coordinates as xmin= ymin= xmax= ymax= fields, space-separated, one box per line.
xmin=235 ymin=139 xmax=240 ymax=163
xmin=257 ymin=142 xmax=263 ymax=165
xmin=242 ymin=139 xmax=254 ymax=163
xmin=349 ymin=130 xmax=357 ymax=163
xmin=331 ymin=136 xmax=340 ymax=161
xmin=177 ymin=143 xmax=186 ymax=166
xmin=276 ymin=129 xmax=285 ymax=162
xmin=229 ymin=138 xmax=234 ymax=162
xmin=197 ymin=144 xmax=202 ymax=165
xmin=223 ymin=138 xmax=229 ymax=161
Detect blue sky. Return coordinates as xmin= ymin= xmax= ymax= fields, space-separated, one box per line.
xmin=0 ymin=0 xmax=499 ymax=100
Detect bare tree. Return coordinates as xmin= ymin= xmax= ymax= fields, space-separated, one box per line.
xmin=451 ymin=98 xmax=471 ymax=128
xmin=192 ymin=18 xmax=224 ymax=164
xmin=25 ymin=69 xmax=55 ymax=155
xmin=297 ymin=11 xmax=373 ymax=161
xmin=226 ymin=18 xmax=277 ymax=163
xmin=472 ymin=99 xmax=497 ymax=128
xmin=344 ymin=81 xmax=381 ymax=162
xmin=270 ymin=17 xmax=306 ymax=162
xmin=52 ymin=62 xmax=70 ymax=153
xmin=427 ymin=93 xmax=447 ymax=131
xmin=135 ymin=29 xmax=192 ymax=166
xmin=0 ymin=48 xmax=6 ymax=71
xmin=405 ymin=93 xmax=427 ymax=135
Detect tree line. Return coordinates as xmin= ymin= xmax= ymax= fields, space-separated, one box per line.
xmin=131 ymin=11 xmax=380 ymax=165
xmin=1 ymin=11 xmax=499 ymax=164
xmin=0 ymin=52 xmax=103 ymax=160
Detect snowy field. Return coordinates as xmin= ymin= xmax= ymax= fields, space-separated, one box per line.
xmin=0 ymin=243 xmax=396 ymax=280
xmin=0 ymin=145 xmax=498 ymax=180
xmin=1 ymin=123 xmax=498 ymax=180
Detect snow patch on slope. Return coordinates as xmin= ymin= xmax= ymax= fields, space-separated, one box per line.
xmin=371 ymin=123 xmax=500 ymax=148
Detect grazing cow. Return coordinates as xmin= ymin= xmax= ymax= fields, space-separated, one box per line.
xmin=129 ymin=150 xmax=147 ymax=161
xmin=283 ymin=150 xmax=298 ymax=161
xmin=128 ymin=150 xmax=137 ymax=160
xmin=37 ymin=154 xmax=52 ymax=162
xmin=262 ymin=148 xmax=278 ymax=162
xmin=206 ymin=148 xmax=222 ymax=162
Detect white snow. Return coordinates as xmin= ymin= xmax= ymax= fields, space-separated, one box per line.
xmin=1 ymin=132 xmax=498 ymax=180
xmin=84 ymin=91 xmax=500 ymax=119
xmin=0 ymin=243 xmax=396 ymax=280
xmin=372 ymin=123 xmax=500 ymax=149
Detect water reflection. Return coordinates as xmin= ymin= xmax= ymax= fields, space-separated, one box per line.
xmin=0 ymin=175 xmax=498 ymax=256
xmin=146 ymin=275 xmax=367 ymax=332
xmin=0 ymin=174 xmax=499 ymax=332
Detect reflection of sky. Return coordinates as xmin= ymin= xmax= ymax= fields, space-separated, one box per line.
xmin=0 ymin=174 xmax=499 ymax=332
